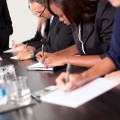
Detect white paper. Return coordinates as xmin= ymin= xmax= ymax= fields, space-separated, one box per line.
xmin=27 ymin=62 xmax=53 ymax=71
xmin=41 ymin=78 xmax=119 ymax=108
xmin=0 ymin=57 xmax=3 ymax=61
xmin=3 ymin=49 xmax=13 ymax=53
xmin=10 ymin=56 xmax=17 ymax=60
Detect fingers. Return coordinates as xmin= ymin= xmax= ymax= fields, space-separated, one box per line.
xmin=56 ymin=72 xmax=67 ymax=90
xmin=44 ymin=57 xmax=54 ymax=68
xmin=105 ymin=71 xmax=120 ymax=81
xmin=36 ymin=52 xmax=43 ymax=62
xmin=17 ymin=50 xmax=30 ymax=61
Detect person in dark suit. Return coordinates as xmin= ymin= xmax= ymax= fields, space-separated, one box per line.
xmin=16 ymin=0 xmax=74 ymax=60
xmin=0 ymin=0 xmax=13 ymax=51
xmin=36 ymin=0 xmax=115 ymax=68
xmin=56 ymin=0 xmax=120 ymax=91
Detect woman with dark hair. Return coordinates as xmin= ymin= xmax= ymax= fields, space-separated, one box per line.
xmin=56 ymin=0 xmax=120 ymax=91
xmin=13 ymin=0 xmax=74 ymax=60
xmin=0 ymin=0 xmax=13 ymax=51
xmin=36 ymin=0 xmax=115 ymax=68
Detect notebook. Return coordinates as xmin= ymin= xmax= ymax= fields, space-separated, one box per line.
xmin=27 ymin=62 xmax=53 ymax=71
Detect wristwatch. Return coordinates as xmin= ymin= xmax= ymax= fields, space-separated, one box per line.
xmin=29 ymin=50 xmax=34 ymax=58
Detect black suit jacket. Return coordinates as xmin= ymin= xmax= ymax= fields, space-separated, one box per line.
xmin=73 ymin=0 xmax=115 ymax=55
xmin=0 ymin=0 xmax=13 ymax=50
xmin=34 ymin=16 xmax=74 ymax=54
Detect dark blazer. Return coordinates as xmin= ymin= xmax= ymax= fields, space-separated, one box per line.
xmin=73 ymin=0 xmax=115 ymax=55
xmin=0 ymin=0 xmax=13 ymax=50
xmin=105 ymin=8 xmax=120 ymax=70
xmin=34 ymin=16 xmax=74 ymax=54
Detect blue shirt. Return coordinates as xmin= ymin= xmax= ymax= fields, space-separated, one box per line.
xmin=105 ymin=7 xmax=120 ymax=70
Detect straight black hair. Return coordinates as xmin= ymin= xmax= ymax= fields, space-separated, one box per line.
xmin=45 ymin=0 xmax=99 ymax=25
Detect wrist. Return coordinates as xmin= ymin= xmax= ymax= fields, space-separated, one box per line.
xmin=63 ymin=56 xmax=68 ymax=64
xmin=29 ymin=50 xmax=34 ymax=58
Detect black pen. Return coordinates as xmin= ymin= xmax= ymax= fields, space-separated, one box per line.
xmin=31 ymin=93 xmax=41 ymax=102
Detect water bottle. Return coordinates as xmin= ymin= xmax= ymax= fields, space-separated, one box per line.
xmin=0 ymin=83 xmax=7 ymax=105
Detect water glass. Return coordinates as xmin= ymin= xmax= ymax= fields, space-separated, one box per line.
xmin=15 ymin=76 xmax=31 ymax=102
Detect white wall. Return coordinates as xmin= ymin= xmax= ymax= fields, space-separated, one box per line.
xmin=7 ymin=0 xmax=38 ymax=47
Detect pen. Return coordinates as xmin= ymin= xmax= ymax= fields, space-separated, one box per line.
xmin=65 ymin=63 xmax=71 ymax=84
xmin=31 ymin=93 xmax=41 ymax=102
xmin=12 ymin=40 xmax=15 ymax=45
xmin=42 ymin=44 xmax=44 ymax=59
xmin=25 ymin=43 xmax=28 ymax=49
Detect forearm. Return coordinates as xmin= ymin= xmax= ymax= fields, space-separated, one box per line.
xmin=65 ymin=55 xmax=102 ymax=67
xmin=80 ymin=57 xmax=116 ymax=82
xmin=54 ymin=44 xmax=79 ymax=56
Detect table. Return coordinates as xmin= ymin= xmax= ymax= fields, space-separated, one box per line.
xmin=0 ymin=53 xmax=120 ymax=120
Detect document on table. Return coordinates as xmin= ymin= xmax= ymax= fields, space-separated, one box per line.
xmin=3 ymin=49 xmax=13 ymax=53
xmin=41 ymin=78 xmax=119 ymax=108
xmin=27 ymin=62 xmax=53 ymax=71
xmin=10 ymin=56 xmax=17 ymax=60
xmin=0 ymin=56 xmax=2 ymax=61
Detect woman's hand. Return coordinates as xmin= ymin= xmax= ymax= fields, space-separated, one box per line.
xmin=56 ymin=72 xmax=88 ymax=91
xmin=44 ymin=55 xmax=67 ymax=68
xmin=105 ymin=71 xmax=120 ymax=82
xmin=35 ymin=52 xmax=53 ymax=63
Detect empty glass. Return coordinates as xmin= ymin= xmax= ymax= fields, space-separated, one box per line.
xmin=16 ymin=76 xmax=31 ymax=102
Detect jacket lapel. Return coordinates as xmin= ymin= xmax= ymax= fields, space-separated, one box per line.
xmin=82 ymin=22 xmax=94 ymax=44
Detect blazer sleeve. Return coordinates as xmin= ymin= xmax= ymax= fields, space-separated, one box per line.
xmin=99 ymin=2 xmax=115 ymax=52
xmin=23 ymin=31 xmax=43 ymax=44
xmin=42 ymin=22 xmax=74 ymax=53
xmin=105 ymin=8 xmax=120 ymax=70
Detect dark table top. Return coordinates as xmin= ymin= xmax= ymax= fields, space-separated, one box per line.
xmin=0 ymin=52 xmax=120 ymax=120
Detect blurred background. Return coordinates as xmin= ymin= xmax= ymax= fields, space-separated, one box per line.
xmin=7 ymin=0 xmax=38 ymax=47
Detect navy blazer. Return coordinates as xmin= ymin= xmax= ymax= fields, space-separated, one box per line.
xmin=0 ymin=0 xmax=13 ymax=50
xmin=73 ymin=0 xmax=115 ymax=55
xmin=105 ymin=8 xmax=120 ymax=70
xmin=34 ymin=16 xmax=74 ymax=54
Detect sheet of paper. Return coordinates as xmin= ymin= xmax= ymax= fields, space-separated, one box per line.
xmin=41 ymin=78 xmax=119 ymax=108
xmin=27 ymin=62 xmax=53 ymax=71
xmin=0 ymin=57 xmax=3 ymax=61
xmin=3 ymin=49 xmax=13 ymax=53
xmin=10 ymin=56 xmax=17 ymax=60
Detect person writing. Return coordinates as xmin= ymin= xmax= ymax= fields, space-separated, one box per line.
xmin=56 ymin=0 xmax=120 ymax=91
xmin=13 ymin=0 xmax=74 ymax=60
xmin=36 ymin=0 xmax=115 ymax=68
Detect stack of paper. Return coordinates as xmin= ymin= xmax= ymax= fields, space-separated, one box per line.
xmin=3 ymin=49 xmax=13 ymax=53
xmin=10 ymin=56 xmax=17 ymax=60
xmin=41 ymin=78 xmax=119 ymax=108
xmin=27 ymin=62 xmax=53 ymax=71
xmin=0 ymin=57 xmax=2 ymax=61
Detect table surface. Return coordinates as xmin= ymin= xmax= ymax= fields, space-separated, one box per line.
xmin=0 ymin=52 xmax=120 ymax=120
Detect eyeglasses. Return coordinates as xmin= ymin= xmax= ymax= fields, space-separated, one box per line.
xmin=33 ymin=7 xmax=46 ymax=17
xmin=28 ymin=5 xmax=46 ymax=17
xmin=39 ymin=7 xmax=46 ymax=17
